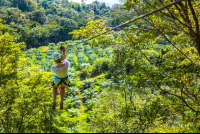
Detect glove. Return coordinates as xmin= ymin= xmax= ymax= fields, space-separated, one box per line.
xmin=59 ymin=46 xmax=66 ymax=52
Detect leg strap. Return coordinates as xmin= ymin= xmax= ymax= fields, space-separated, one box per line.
xmin=56 ymin=75 xmax=70 ymax=87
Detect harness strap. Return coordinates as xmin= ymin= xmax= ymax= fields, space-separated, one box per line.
xmin=56 ymin=75 xmax=70 ymax=86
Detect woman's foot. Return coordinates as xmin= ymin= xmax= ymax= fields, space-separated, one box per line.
xmin=52 ymin=101 xmax=56 ymax=110
xmin=60 ymin=101 xmax=63 ymax=110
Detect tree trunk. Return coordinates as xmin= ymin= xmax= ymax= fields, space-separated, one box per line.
xmin=195 ymin=36 xmax=200 ymax=56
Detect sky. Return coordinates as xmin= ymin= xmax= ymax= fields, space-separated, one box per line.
xmin=71 ymin=0 xmax=123 ymax=8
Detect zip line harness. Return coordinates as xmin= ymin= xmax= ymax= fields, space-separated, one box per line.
xmin=52 ymin=75 xmax=70 ymax=87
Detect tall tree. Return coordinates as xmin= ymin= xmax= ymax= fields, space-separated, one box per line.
xmin=11 ymin=0 xmax=37 ymax=12
xmin=124 ymin=0 xmax=200 ymax=55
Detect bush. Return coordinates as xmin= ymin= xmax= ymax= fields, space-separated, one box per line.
xmin=91 ymin=58 xmax=110 ymax=77
xmin=79 ymin=66 xmax=92 ymax=80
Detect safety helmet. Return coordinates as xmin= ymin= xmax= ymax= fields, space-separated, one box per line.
xmin=52 ymin=52 xmax=61 ymax=61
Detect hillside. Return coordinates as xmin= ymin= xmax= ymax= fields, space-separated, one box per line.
xmin=0 ymin=0 xmax=128 ymax=48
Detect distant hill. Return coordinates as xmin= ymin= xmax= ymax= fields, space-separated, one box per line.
xmin=111 ymin=3 xmax=118 ymax=8
xmin=0 ymin=0 xmax=131 ymax=48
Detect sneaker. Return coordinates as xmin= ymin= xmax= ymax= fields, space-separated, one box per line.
xmin=60 ymin=102 xmax=63 ymax=110
xmin=52 ymin=101 xmax=56 ymax=110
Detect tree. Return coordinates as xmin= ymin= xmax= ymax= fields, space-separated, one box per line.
xmin=92 ymin=0 xmax=100 ymax=6
xmin=41 ymin=0 xmax=49 ymax=9
xmin=93 ymin=3 xmax=99 ymax=15
xmin=0 ymin=7 xmax=22 ymax=24
xmin=69 ymin=0 xmax=200 ymax=131
xmin=111 ymin=15 xmax=121 ymax=27
xmin=0 ymin=19 xmax=25 ymax=84
xmin=33 ymin=8 xmax=47 ymax=24
xmin=108 ymin=0 xmax=200 ymax=131
xmin=69 ymin=20 xmax=113 ymax=46
xmin=61 ymin=0 xmax=69 ymax=7
xmin=71 ymin=15 xmax=88 ymax=28
xmin=99 ymin=3 xmax=107 ymax=10
xmin=59 ymin=17 xmax=78 ymax=41
xmin=124 ymin=0 xmax=200 ymax=55
xmin=0 ymin=18 xmax=57 ymax=133
xmin=11 ymin=0 xmax=37 ymax=12
xmin=0 ymin=0 xmax=12 ymax=7
xmin=93 ymin=15 xmax=101 ymax=20
xmin=71 ymin=2 xmax=82 ymax=12
xmin=0 ymin=19 xmax=24 ymax=132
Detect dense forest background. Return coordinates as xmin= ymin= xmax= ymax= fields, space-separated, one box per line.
xmin=0 ymin=0 xmax=130 ymax=48
xmin=1 ymin=0 xmax=200 ymax=133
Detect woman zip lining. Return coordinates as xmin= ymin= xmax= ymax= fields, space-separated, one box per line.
xmin=51 ymin=46 xmax=70 ymax=110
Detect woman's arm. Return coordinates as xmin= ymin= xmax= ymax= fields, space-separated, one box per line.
xmin=62 ymin=49 xmax=66 ymax=61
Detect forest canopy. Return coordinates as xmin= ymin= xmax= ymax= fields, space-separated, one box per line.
xmin=0 ymin=0 xmax=132 ymax=48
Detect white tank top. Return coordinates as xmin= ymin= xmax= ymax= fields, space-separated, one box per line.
xmin=51 ymin=59 xmax=70 ymax=78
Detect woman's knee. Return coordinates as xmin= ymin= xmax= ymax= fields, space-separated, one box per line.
xmin=60 ymin=86 xmax=65 ymax=90
xmin=53 ymin=85 xmax=59 ymax=89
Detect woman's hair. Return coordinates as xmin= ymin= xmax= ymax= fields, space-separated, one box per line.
xmin=54 ymin=56 xmax=63 ymax=63
xmin=55 ymin=58 xmax=62 ymax=63
xmin=55 ymin=60 xmax=62 ymax=63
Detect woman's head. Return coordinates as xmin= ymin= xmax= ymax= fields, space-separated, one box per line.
xmin=52 ymin=52 xmax=62 ymax=63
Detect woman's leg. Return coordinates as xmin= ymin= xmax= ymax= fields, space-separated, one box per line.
xmin=53 ymin=86 xmax=58 ymax=102
xmin=60 ymin=86 xmax=66 ymax=110
xmin=52 ymin=85 xmax=58 ymax=110
xmin=60 ymin=86 xmax=65 ymax=102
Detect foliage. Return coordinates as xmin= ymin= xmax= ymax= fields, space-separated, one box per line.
xmin=0 ymin=0 xmax=127 ymax=49
xmin=0 ymin=20 xmax=56 ymax=133
xmin=69 ymin=20 xmax=114 ymax=47
xmin=1 ymin=0 xmax=200 ymax=133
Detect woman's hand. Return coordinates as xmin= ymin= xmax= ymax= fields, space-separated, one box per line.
xmin=60 ymin=46 xmax=65 ymax=51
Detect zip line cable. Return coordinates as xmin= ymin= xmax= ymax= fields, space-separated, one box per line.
xmin=71 ymin=0 xmax=183 ymax=45
xmin=68 ymin=0 xmax=197 ymax=65
xmin=30 ymin=0 xmax=187 ymax=66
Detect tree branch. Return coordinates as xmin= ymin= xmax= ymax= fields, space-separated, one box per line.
xmin=188 ymin=0 xmax=199 ymax=35
xmin=172 ymin=0 xmax=187 ymax=22
xmin=133 ymin=7 xmax=195 ymax=64
xmin=147 ymin=0 xmax=194 ymax=38
xmin=157 ymin=85 xmax=200 ymax=113
xmin=72 ymin=0 xmax=184 ymax=45
xmin=123 ymin=28 xmax=154 ymax=64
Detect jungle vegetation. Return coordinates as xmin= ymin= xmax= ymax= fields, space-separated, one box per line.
xmin=0 ymin=0 xmax=200 ymax=133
